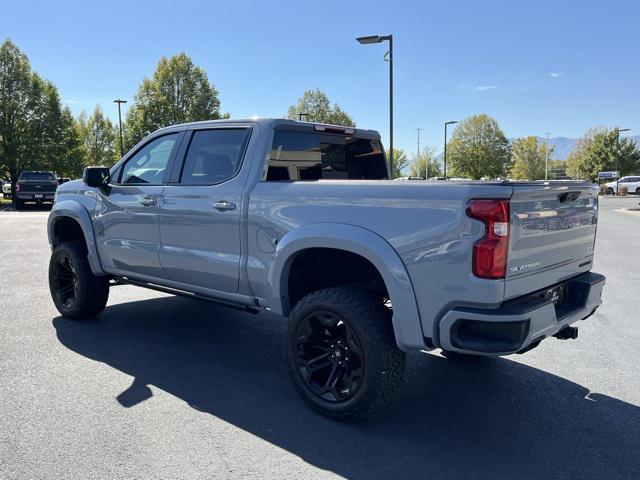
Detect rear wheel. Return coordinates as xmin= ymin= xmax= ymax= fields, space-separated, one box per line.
xmin=286 ymin=287 xmax=405 ymax=420
xmin=14 ymin=198 xmax=24 ymax=210
xmin=606 ymin=188 xmax=614 ymax=196
xmin=49 ymin=241 xmax=109 ymax=319
xmin=636 ymin=187 xmax=640 ymax=195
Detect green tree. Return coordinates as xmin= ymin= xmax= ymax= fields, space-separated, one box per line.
xmin=125 ymin=53 xmax=222 ymax=148
xmin=566 ymin=127 xmax=640 ymax=181
xmin=53 ymin=108 xmax=86 ymax=177
xmin=287 ymin=89 xmax=355 ymax=126
xmin=78 ymin=106 xmax=119 ymax=167
xmin=390 ymin=148 xmax=408 ymax=178
xmin=0 ymin=39 xmax=81 ymax=187
xmin=509 ymin=136 xmax=552 ymax=180
xmin=547 ymin=159 xmax=568 ymax=180
xmin=447 ymin=114 xmax=509 ymax=179
xmin=409 ymin=147 xmax=442 ymax=178
xmin=0 ymin=39 xmax=37 ymax=186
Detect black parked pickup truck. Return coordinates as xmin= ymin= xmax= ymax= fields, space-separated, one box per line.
xmin=15 ymin=171 xmax=59 ymax=209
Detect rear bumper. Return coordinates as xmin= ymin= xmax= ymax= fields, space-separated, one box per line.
xmin=438 ymin=271 xmax=605 ymax=355
xmin=16 ymin=193 xmax=55 ymax=201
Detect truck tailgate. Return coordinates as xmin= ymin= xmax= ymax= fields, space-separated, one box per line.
xmin=505 ymin=182 xmax=599 ymax=300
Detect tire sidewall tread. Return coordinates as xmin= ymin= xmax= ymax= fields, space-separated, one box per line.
xmin=286 ymin=286 xmax=405 ymax=420
xmin=49 ymin=241 xmax=109 ymax=320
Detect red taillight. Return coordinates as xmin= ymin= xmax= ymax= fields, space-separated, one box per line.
xmin=466 ymin=199 xmax=510 ymax=279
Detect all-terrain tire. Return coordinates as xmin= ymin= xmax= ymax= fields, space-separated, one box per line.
xmin=286 ymin=287 xmax=406 ymax=420
xmin=49 ymin=241 xmax=109 ymax=320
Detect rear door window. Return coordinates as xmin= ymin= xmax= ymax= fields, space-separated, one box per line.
xmin=179 ymin=129 xmax=250 ymax=185
xmin=267 ymin=129 xmax=388 ymax=181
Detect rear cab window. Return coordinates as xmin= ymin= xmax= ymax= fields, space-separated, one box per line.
xmin=266 ymin=128 xmax=388 ymax=181
xmin=19 ymin=172 xmax=56 ymax=181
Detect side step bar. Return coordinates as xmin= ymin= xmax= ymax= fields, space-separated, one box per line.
xmin=112 ymin=276 xmax=261 ymax=314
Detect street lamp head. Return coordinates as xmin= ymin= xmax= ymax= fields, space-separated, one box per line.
xmin=445 ymin=120 xmax=458 ymax=126
xmin=113 ymin=98 xmax=127 ymax=104
xmin=618 ymin=128 xmax=631 ymax=133
xmin=356 ymin=35 xmax=382 ymax=44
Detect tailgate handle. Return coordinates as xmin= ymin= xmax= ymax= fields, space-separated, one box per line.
xmin=558 ymin=191 xmax=580 ymax=203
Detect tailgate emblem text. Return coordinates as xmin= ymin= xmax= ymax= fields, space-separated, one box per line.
xmin=510 ymin=261 xmax=541 ymax=273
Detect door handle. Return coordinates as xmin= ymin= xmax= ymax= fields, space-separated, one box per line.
xmin=140 ymin=196 xmax=157 ymax=207
xmin=213 ymin=200 xmax=236 ymax=211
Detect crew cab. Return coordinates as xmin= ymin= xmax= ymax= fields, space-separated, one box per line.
xmin=47 ymin=118 xmax=605 ymax=419
xmin=15 ymin=170 xmax=58 ymax=209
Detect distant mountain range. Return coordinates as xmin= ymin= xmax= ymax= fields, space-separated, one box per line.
xmin=530 ymin=135 xmax=640 ymax=161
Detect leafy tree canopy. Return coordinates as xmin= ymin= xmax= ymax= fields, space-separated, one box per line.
xmin=509 ymin=136 xmax=552 ymax=180
xmin=447 ymin=114 xmax=509 ymax=179
xmin=0 ymin=39 xmax=84 ymax=183
xmin=286 ymin=89 xmax=355 ymax=127
xmin=125 ymin=53 xmax=222 ymax=148
xmin=409 ymin=147 xmax=442 ymax=179
xmin=78 ymin=106 xmax=119 ymax=167
xmin=389 ymin=148 xmax=408 ymax=178
xmin=566 ymin=127 xmax=640 ymax=181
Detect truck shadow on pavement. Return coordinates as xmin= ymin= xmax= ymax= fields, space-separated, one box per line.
xmin=53 ymin=295 xmax=640 ymax=480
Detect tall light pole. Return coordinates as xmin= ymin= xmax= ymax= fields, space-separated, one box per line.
xmin=416 ymin=128 xmax=424 ymax=178
xmin=545 ymin=132 xmax=551 ymax=181
xmin=356 ymin=34 xmax=393 ymax=174
xmin=444 ymin=120 xmax=458 ymax=179
xmin=113 ymin=99 xmax=127 ymax=157
xmin=615 ymin=127 xmax=631 ymax=195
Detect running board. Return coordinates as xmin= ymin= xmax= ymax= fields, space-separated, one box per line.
xmin=112 ymin=276 xmax=261 ymax=314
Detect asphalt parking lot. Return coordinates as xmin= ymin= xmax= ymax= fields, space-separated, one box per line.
xmin=0 ymin=197 xmax=639 ymax=480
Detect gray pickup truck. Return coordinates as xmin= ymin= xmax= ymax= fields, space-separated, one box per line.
xmin=47 ymin=118 xmax=605 ymax=419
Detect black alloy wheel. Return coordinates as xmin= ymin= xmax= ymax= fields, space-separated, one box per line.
xmin=294 ymin=310 xmax=365 ymax=402
xmin=51 ymin=253 xmax=78 ymax=310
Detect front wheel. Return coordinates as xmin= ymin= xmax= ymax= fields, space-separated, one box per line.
xmin=286 ymin=287 xmax=405 ymax=420
xmin=49 ymin=241 xmax=109 ymax=319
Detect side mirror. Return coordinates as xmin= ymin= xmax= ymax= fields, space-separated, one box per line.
xmin=83 ymin=166 xmax=111 ymax=189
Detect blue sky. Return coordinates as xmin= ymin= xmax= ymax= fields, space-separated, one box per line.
xmin=2 ymin=0 xmax=638 ymax=157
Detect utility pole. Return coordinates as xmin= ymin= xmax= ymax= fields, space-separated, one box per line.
xmin=113 ymin=99 xmax=127 ymax=157
xmin=416 ymin=128 xmax=424 ymax=178
xmin=545 ymin=132 xmax=550 ymax=181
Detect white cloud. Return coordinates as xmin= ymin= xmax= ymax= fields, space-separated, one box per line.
xmin=64 ymin=98 xmax=78 ymax=104
xmin=549 ymin=72 xmax=564 ymax=78
xmin=476 ymin=85 xmax=498 ymax=91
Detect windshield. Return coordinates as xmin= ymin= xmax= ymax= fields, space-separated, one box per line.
xmin=19 ymin=172 xmax=56 ymax=181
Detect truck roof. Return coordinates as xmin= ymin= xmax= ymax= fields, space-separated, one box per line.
xmin=154 ymin=118 xmax=381 ymax=139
